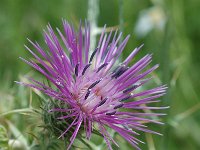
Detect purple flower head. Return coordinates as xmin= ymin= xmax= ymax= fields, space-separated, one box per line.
xmin=18 ymin=20 xmax=167 ymax=150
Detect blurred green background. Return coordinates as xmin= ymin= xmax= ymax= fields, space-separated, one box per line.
xmin=0 ymin=0 xmax=200 ymax=150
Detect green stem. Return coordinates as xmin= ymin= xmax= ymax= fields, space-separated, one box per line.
xmin=0 ymin=108 xmax=36 ymax=117
xmin=118 ymin=0 xmax=124 ymax=40
xmin=87 ymin=0 xmax=100 ymax=51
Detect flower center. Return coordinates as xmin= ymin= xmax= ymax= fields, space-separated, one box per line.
xmin=69 ymin=67 xmax=123 ymax=117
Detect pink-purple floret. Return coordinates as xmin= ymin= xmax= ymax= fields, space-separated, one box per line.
xmin=17 ymin=20 xmax=168 ymax=150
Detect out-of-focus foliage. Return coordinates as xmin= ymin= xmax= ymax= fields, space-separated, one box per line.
xmin=0 ymin=0 xmax=200 ymax=150
xmin=0 ymin=125 xmax=9 ymax=150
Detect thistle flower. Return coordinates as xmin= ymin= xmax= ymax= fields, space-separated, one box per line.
xmin=18 ymin=20 xmax=167 ymax=150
